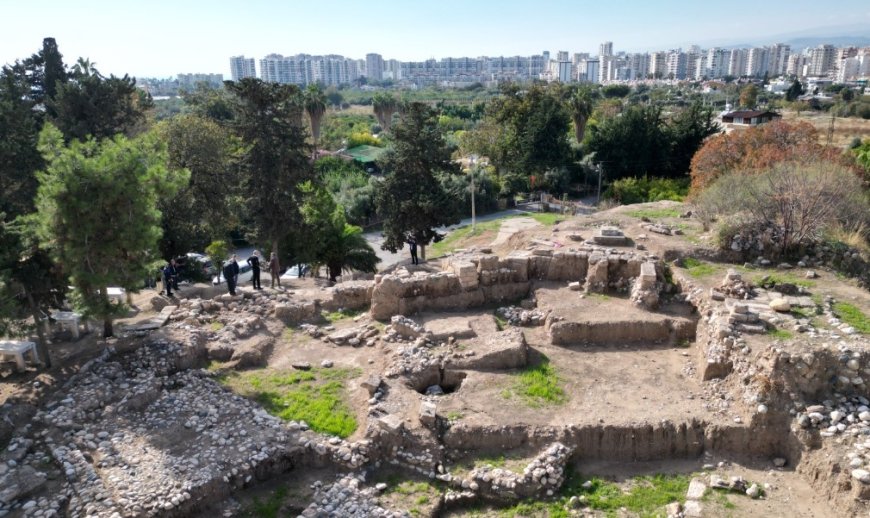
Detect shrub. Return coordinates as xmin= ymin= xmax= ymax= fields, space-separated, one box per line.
xmin=694 ymin=161 xmax=870 ymax=256
xmin=604 ymin=176 xmax=688 ymax=204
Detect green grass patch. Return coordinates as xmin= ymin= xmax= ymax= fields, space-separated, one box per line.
xmin=528 ymin=212 xmax=564 ymax=225
xmin=430 ymin=219 xmax=505 ymax=257
xmin=702 ymin=488 xmax=737 ymax=511
xmin=243 ymin=487 xmax=287 ymax=518
xmin=752 ymin=272 xmax=815 ymax=289
xmin=767 ymin=328 xmax=793 ymax=340
xmin=216 ymin=368 xmax=361 ymax=438
xmin=445 ymin=410 xmax=463 ymax=422
xmin=790 ymin=307 xmax=815 ymax=319
xmin=323 ymin=308 xmax=363 ymax=323
xmin=565 ymin=472 xmax=691 ymax=517
xmin=209 ymin=321 xmax=224 ymax=331
xmin=281 ymin=327 xmax=294 ymax=342
xmin=627 ymin=207 xmax=682 ymax=220
xmin=833 ymin=302 xmax=870 ymax=334
xmin=471 ymin=472 xmax=691 ymax=518
xmin=494 ymin=312 xmax=509 ymax=331
xmin=504 ymin=358 xmax=566 ymax=407
xmin=681 ymin=257 xmax=718 ymax=278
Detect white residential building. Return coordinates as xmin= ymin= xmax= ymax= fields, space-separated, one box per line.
xmin=768 ymin=44 xmax=790 ymax=77
xmin=728 ymin=48 xmax=747 ymax=77
xmin=365 ymin=53 xmax=384 ymax=81
xmin=808 ymin=45 xmax=836 ymax=76
xmin=229 ymin=55 xmax=256 ymax=81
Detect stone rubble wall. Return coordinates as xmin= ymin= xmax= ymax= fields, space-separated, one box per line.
xmin=370 ymin=247 xmax=657 ymax=320
xmin=0 ymin=334 xmax=374 ymax=517
xmin=448 ymin=443 xmax=574 ymax=502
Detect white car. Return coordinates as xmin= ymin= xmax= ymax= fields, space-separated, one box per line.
xmin=213 ymin=258 xmax=255 ymax=286
xmin=280 ymin=264 xmax=310 ymax=280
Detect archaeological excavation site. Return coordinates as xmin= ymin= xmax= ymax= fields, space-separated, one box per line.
xmin=3 ymin=201 xmax=870 ymax=518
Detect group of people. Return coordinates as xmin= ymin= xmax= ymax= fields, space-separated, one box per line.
xmin=160 ymin=250 xmax=283 ymax=298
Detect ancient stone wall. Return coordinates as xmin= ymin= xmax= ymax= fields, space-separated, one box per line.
xmin=370 ymin=247 xmax=658 ymax=320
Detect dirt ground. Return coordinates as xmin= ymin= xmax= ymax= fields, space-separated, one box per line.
xmin=3 ymin=200 xmax=869 ymax=517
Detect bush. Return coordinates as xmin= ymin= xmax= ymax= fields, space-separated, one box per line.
xmin=604 ymin=177 xmax=689 ymax=204
xmin=694 ymin=161 xmax=870 ymax=256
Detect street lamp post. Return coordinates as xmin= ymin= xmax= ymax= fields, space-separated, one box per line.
xmin=470 ymin=155 xmax=478 ymax=232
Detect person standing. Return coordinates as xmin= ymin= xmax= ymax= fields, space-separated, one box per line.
xmin=247 ymin=250 xmax=262 ymax=290
xmin=269 ymin=252 xmax=281 ymax=288
xmin=162 ymin=259 xmax=178 ymax=297
xmin=407 ymin=236 xmax=418 ymax=265
xmin=223 ymin=255 xmax=240 ymax=296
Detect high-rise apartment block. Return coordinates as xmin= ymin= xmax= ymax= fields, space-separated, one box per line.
xmin=809 ymin=45 xmax=836 ymax=76
xmin=229 ymin=56 xmax=256 ymax=81
xmin=258 ymin=54 xmax=361 ymax=86
xmin=232 ymin=39 xmax=860 ymax=89
xmin=365 ymin=53 xmax=384 ymax=81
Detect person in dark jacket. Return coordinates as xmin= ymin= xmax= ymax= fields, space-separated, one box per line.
xmin=223 ymin=255 xmax=240 ymax=296
xmin=247 ymin=250 xmax=262 ymax=290
xmin=407 ymin=236 xmax=418 ymax=265
xmin=163 ymin=259 xmax=178 ymax=297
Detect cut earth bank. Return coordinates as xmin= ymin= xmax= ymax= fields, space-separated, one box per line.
xmin=0 ymin=201 xmax=868 ymax=517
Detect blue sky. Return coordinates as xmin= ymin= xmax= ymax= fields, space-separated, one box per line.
xmin=2 ymin=0 xmax=869 ymax=78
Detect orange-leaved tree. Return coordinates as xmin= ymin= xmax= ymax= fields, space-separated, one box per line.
xmin=688 ymin=120 xmax=857 ymax=193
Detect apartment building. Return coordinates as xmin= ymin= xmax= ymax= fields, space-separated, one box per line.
xmin=787 ymin=53 xmax=808 ymax=76
xmin=365 ymin=53 xmax=384 ymax=81
xmin=229 ymin=55 xmax=256 ymax=81
xmin=746 ymin=47 xmax=770 ymax=77
xmin=768 ymin=44 xmax=791 ymax=77
xmin=808 ymin=44 xmax=836 ymax=76
xmin=728 ymin=48 xmax=747 ymax=77
xmin=666 ymin=50 xmax=687 ymax=80
xmin=649 ymin=52 xmax=667 ymax=79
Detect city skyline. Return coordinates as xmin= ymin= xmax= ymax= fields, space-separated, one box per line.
xmin=2 ymin=0 xmax=870 ymax=78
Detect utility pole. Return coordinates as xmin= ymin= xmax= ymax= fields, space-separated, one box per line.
xmin=596 ymin=163 xmax=603 ymax=206
xmin=470 ymin=155 xmax=477 ymax=232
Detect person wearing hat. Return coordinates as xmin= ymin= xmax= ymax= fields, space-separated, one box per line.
xmin=247 ymin=250 xmax=262 ymax=290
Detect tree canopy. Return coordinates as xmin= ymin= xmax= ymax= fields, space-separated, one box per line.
xmin=689 ymin=120 xmax=860 ymax=192
xmin=226 ymin=78 xmax=314 ymax=255
xmin=377 ymin=102 xmax=460 ymax=254
xmin=35 ymin=124 xmax=187 ymax=337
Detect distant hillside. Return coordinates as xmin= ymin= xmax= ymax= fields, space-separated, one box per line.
xmin=783 ymin=36 xmax=870 ymax=49
xmin=691 ymin=23 xmax=870 ymax=50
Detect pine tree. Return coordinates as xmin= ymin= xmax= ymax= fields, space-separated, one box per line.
xmin=376 ymin=102 xmax=460 ymax=258
xmin=226 ymin=78 xmax=313 ymax=256
xmin=35 ymin=124 xmax=187 ymax=337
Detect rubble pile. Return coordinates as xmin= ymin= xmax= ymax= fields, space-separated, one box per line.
xmin=299 ymin=475 xmax=408 ymax=518
xmin=495 ymin=306 xmax=547 ymax=327
xmin=452 ymin=443 xmax=574 ymax=500
xmin=326 ymin=325 xmax=380 ymax=347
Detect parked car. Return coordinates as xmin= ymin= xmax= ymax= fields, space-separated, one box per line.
xmin=280 ymin=263 xmax=310 ymax=280
xmin=213 ymin=258 xmax=254 ymax=286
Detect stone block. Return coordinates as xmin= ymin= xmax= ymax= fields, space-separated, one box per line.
xmin=638 ymin=262 xmax=657 ymax=290
xmin=686 ymin=478 xmax=706 ymax=500
xmin=477 ymin=255 xmax=499 ymax=272
xmin=420 ymin=402 xmax=437 ymax=428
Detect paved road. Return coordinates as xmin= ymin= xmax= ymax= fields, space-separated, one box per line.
xmin=362 ymin=208 xmax=528 ymax=271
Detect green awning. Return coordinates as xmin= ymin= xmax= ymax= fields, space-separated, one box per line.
xmin=344 ymin=145 xmax=387 ymax=164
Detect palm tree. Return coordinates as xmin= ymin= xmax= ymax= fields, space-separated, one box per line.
xmin=304 ymin=84 xmax=327 ymax=158
xmin=372 ymin=92 xmax=398 ymax=132
xmin=324 ymin=223 xmax=380 ymax=283
xmin=567 ymin=86 xmax=595 ymax=144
